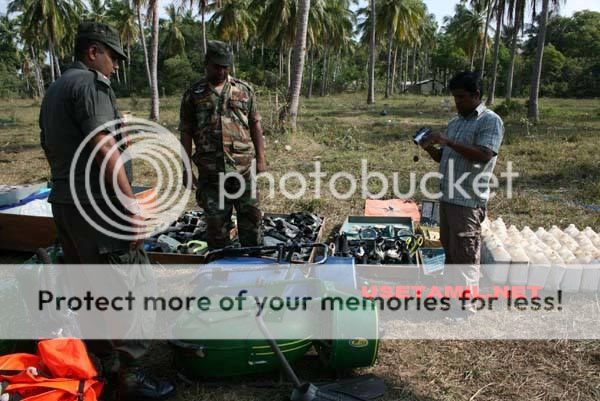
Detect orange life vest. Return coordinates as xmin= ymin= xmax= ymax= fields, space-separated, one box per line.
xmin=0 ymin=338 xmax=103 ymax=401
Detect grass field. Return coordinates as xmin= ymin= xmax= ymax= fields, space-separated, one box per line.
xmin=1 ymin=92 xmax=599 ymax=400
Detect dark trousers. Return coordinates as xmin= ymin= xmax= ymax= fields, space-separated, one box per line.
xmin=51 ymin=203 xmax=151 ymax=374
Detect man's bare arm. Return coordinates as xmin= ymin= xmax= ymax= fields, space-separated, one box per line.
xmin=250 ymin=120 xmax=266 ymax=173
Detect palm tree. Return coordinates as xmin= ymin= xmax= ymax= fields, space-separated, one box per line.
xmin=132 ymin=0 xmax=152 ymax=88
xmin=378 ymin=0 xmax=426 ymax=99
xmin=112 ymin=0 xmax=139 ymax=90
xmin=505 ymin=0 xmax=526 ymax=101
xmin=87 ymin=0 xmax=107 ymax=21
xmin=444 ymin=3 xmax=487 ymax=70
xmin=148 ymin=0 xmax=159 ymax=121
xmin=528 ymin=0 xmax=561 ymax=121
xmin=211 ymin=0 xmax=256 ymax=75
xmin=282 ymin=0 xmax=311 ymax=129
xmin=367 ymin=0 xmax=375 ymax=104
xmin=162 ymin=4 xmax=186 ymax=58
xmin=8 ymin=0 xmax=83 ymax=82
xmin=309 ymin=0 xmax=350 ymax=97
xmin=472 ymin=0 xmax=495 ymax=79
xmin=486 ymin=0 xmax=507 ymax=105
xmin=255 ymin=0 xmax=296 ymax=89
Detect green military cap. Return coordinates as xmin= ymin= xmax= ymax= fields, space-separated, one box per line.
xmin=205 ymin=40 xmax=233 ymax=66
xmin=77 ymin=21 xmax=127 ymax=60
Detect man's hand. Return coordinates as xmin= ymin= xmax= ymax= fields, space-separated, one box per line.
xmin=428 ymin=131 xmax=452 ymax=147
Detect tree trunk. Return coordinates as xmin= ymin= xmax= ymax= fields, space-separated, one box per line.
xmin=505 ymin=0 xmax=522 ymax=102
xmin=487 ymin=0 xmax=504 ymax=106
xmin=367 ymin=0 xmax=376 ymax=104
xmin=479 ymin=0 xmax=494 ymax=79
xmin=282 ymin=0 xmax=310 ymax=129
xmin=136 ymin=4 xmax=152 ymax=88
xmin=307 ymin=47 xmax=314 ymax=98
xmin=412 ymin=46 xmax=417 ymax=84
xmin=391 ymin=46 xmax=398 ymax=95
xmin=127 ymin=44 xmax=131 ymax=91
xmin=48 ymin=44 xmax=55 ymax=83
xmin=31 ymin=46 xmax=44 ymax=98
xmin=278 ymin=48 xmax=283 ymax=85
xmin=287 ymin=47 xmax=292 ymax=90
xmin=319 ymin=46 xmax=328 ymax=97
xmin=528 ymin=0 xmax=550 ymax=122
xmin=403 ymin=48 xmax=409 ymax=92
xmin=201 ymin=7 xmax=207 ymax=55
xmin=53 ymin=48 xmax=61 ymax=78
xmin=397 ymin=47 xmax=403 ymax=93
xmin=332 ymin=50 xmax=340 ymax=85
xmin=150 ymin=1 xmax=160 ymax=121
xmin=385 ymin=28 xmax=393 ymax=98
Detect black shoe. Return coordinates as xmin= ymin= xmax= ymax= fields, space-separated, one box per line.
xmin=118 ymin=369 xmax=175 ymax=401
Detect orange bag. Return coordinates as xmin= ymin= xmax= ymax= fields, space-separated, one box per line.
xmin=0 ymin=339 xmax=103 ymax=401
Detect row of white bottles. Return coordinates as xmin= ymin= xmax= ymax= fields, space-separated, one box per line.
xmin=481 ymin=218 xmax=600 ymax=292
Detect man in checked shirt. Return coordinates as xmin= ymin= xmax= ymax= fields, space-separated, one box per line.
xmin=421 ymin=71 xmax=504 ymax=316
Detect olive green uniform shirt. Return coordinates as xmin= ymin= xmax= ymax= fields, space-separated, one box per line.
xmin=40 ymin=61 xmax=123 ymax=204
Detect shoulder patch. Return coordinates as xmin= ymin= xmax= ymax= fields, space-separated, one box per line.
xmin=191 ymin=78 xmax=209 ymax=95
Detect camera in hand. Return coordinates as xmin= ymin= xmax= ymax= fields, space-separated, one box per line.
xmin=413 ymin=127 xmax=433 ymax=146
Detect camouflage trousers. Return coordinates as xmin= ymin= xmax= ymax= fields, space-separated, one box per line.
xmin=196 ymin=177 xmax=263 ymax=249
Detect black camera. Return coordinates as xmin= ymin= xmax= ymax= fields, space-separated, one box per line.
xmin=413 ymin=127 xmax=433 ymax=146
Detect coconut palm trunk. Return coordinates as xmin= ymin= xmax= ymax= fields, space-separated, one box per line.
xmin=53 ymin=49 xmax=61 ymax=78
xmin=48 ymin=43 xmax=55 ymax=83
xmin=307 ymin=47 xmax=314 ymax=98
xmin=31 ymin=45 xmax=45 ymax=98
xmin=201 ymin=2 xmax=207 ymax=55
xmin=391 ymin=46 xmax=398 ymax=95
xmin=528 ymin=0 xmax=550 ymax=122
xmin=505 ymin=0 xmax=523 ymax=101
xmin=487 ymin=0 xmax=505 ymax=106
xmin=479 ymin=0 xmax=494 ymax=78
xmin=320 ymin=46 xmax=328 ymax=97
xmin=385 ymin=28 xmax=393 ymax=98
xmin=287 ymin=47 xmax=292 ymax=90
xmin=282 ymin=0 xmax=310 ymax=129
xmin=136 ymin=3 xmax=152 ymax=88
xmin=149 ymin=0 xmax=160 ymax=121
xmin=367 ymin=0 xmax=376 ymax=104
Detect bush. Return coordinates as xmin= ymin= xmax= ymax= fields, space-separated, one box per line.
xmin=494 ymin=100 xmax=525 ymax=118
xmin=161 ymin=56 xmax=199 ymax=96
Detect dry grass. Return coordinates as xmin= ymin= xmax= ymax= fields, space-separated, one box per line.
xmin=1 ymin=93 xmax=599 ymax=400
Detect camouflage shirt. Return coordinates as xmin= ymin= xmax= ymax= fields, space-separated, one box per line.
xmin=179 ymin=76 xmax=261 ymax=177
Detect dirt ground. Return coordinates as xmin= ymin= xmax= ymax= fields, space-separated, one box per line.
xmin=1 ymin=93 xmax=599 ymax=400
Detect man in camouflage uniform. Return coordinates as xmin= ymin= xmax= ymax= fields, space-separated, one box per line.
xmin=39 ymin=22 xmax=175 ymax=400
xmin=179 ymin=40 xmax=266 ymax=249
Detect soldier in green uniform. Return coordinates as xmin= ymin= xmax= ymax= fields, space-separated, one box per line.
xmin=39 ymin=22 xmax=175 ymax=400
xmin=179 ymin=40 xmax=266 ymax=249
